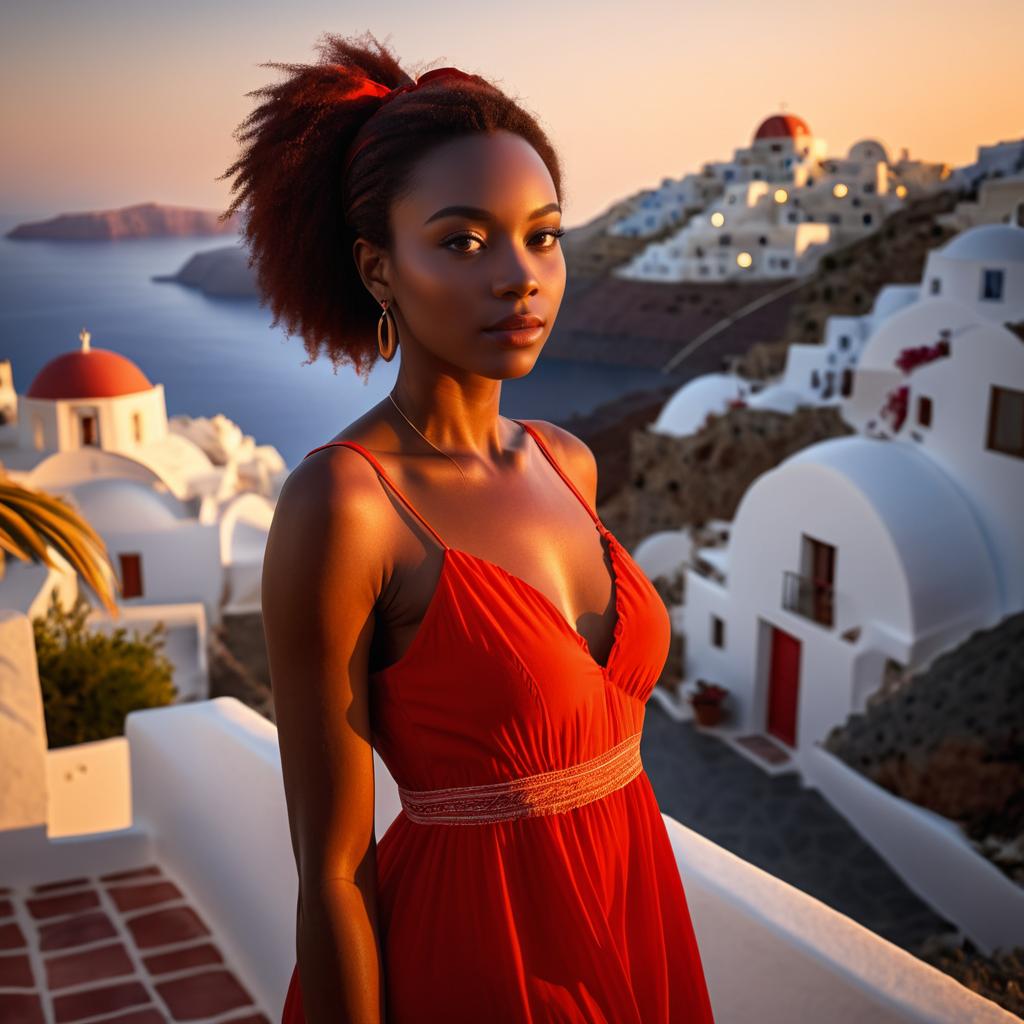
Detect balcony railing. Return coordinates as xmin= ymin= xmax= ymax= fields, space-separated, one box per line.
xmin=782 ymin=570 xmax=835 ymax=627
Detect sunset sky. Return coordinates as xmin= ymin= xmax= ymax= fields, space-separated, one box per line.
xmin=2 ymin=0 xmax=1022 ymax=229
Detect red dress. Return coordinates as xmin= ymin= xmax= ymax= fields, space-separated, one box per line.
xmin=282 ymin=420 xmax=715 ymax=1024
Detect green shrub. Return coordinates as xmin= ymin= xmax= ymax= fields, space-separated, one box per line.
xmin=33 ymin=589 xmax=178 ymax=748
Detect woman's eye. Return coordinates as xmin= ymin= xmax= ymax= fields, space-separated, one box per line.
xmin=445 ymin=234 xmax=484 ymax=254
xmin=535 ymin=227 xmax=566 ymax=248
xmin=443 ymin=227 xmax=566 ymax=254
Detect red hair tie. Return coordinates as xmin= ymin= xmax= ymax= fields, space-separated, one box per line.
xmin=342 ymin=66 xmax=478 ymax=174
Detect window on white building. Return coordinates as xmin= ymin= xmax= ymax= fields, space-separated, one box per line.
xmin=119 ymin=553 xmax=144 ymax=599
xmin=929 ymin=277 xmax=942 ymax=295
xmin=917 ymin=395 xmax=933 ymax=427
xmin=711 ymin=615 xmax=725 ymax=648
xmin=132 ymin=411 xmax=143 ymax=443
xmin=987 ymin=385 xmax=1024 ymax=458
xmin=981 ymin=268 xmax=1005 ymax=301
xmin=863 ymin=213 xmax=873 ymax=226
xmin=840 ymin=368 xmax=854 ymax=397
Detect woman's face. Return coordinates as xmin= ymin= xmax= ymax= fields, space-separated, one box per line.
xmin=379 ymin=129 xmax=566 ymax=380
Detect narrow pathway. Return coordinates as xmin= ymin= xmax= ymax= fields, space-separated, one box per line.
xmin=640 ymin=699 xmax=955 ymax=952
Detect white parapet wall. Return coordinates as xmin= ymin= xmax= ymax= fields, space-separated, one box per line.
xmin=803 ymin=740 xmax=1024 ymax=955
xmin=124 ymin=698 xmax=1014 ymax=1023
xmin=664 ymin=814 xmax=1016 ymax=1023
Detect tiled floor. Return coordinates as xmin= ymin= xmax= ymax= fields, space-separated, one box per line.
xmin=0 ymin=865 xmax=271 ymax=1024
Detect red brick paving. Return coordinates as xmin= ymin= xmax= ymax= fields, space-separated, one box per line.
xmin=125 ymin=906 xmax=211 ymax=949
xmin=155 ymin=968 xmax=254 ymax=1019
xmin=0 ymin=920 xmax=27 ymax=950
xmin=1 ymin=863 xmax=265 ymax=1022
xmin=0 ymin=952 xmax=34 ymax=987
xmin=100 ymin=865 xmax=163 ymax=884
xmin=44 ymin=941 xmax=135 ymax=990
xmin=107 ymin=880 xmax=183 ymax=913
xmin=52 ymin=979 xmax=151 ymax=1022
xmin=90 ymin=1010 xmax=166 ymax=1023
xmin=31 ymin=877 xmax=91 ymax=894
xmin=0 ymin=990 xmax=46 ymax=1024
xmin=143 ymin=942 xmax=223 ymax=975
xmin=38 ymin=910 xmax=118 ymax=951
xmin=25 ymin=889 xmax=100 ymax=920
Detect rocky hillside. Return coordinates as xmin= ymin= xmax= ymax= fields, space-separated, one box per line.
xmin=7 ymin=202 xmax=241 ymax=240
xmin=604 ymin=403 xmax=855 ymax=549
xmin=823 ymin=610 xmax=1024 ymax=887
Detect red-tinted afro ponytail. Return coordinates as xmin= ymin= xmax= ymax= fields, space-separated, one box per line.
xmin=218 ymin=30 xmax=564 ymax=380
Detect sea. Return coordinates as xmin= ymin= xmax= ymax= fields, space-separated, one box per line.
xmin=0 ymin=215 xmax=668 ymax=468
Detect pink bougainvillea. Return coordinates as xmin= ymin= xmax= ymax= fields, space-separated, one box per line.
xmin=894 ymin=338 xmax=950 ymax=375
xmin=881 ymin=384 xmax=909 ymax=431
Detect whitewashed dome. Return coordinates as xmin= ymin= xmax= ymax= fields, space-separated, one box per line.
xmin=68 ymin=478 xmax=187 ymax=527
xmin=848 ymin=139 xmax=890 ymax=164
xmin=654 ymin=374 xmax=749 ymax=437
xmin=781 ymin=437 xmax=1001 ymax=634
xmin=938 ymin=223 xmax=1024 ymax=263
xmin=746 ymin=385 xmax=806 ymax=413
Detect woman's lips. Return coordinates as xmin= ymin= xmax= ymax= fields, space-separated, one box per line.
xmin=482 ymin=323 xmax=545 ymax=347
xmin=482 ymin=314 xmax=545 ymax=347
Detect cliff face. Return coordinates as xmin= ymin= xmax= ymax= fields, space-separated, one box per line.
xmin=824 ymin=610 xmax=1024 ymax=887
xmin=611 ymin=403 xmax=855 ymax=549
xmin=7 ymin=202 xmax=241 ymax=240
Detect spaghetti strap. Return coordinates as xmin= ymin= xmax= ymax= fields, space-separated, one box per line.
xmin=512 ymin=419 xmax=607 ymax=535
xmin=303 ymin=440 xmax=449 ymax=552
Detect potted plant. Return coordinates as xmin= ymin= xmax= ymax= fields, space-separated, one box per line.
xmin=689 ymin=679 xmax=728 ymax=727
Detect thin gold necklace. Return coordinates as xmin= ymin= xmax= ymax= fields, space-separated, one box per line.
xmin=388 ymin=391 xmax=468 ymax=480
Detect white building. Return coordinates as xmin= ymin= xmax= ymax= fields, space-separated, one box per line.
xmin=672 ymin=216 xmax=1024 ymax=769
xmin=613 ymin=115 xmax=948 ymax=282
xmin=0 ymin=331 xmax=286 ymax=701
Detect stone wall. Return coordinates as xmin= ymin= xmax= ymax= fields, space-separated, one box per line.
xmin=823 ymin=610 xmax=1024 ymax=886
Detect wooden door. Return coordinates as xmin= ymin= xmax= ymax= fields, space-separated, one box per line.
xmin=767 ymin=627 xmax=801 ymax=747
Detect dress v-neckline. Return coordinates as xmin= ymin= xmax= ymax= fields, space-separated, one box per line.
xmin=303 ymin=419 xmax=626 ymax=678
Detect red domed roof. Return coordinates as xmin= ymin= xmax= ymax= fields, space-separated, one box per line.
xmin=28 ymin=347 xmax=153 ymax=400
xmin=754 ymin=114 xmax=812 ymax=141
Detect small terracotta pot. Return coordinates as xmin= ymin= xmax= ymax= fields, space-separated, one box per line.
xmin=692 ymin=701 xmax=723 ymax=727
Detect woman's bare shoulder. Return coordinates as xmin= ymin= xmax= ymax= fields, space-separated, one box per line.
xmin=516 ymin=418 xmax=598 ymax=501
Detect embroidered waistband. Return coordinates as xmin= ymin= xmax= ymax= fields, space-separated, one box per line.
xmin=397 ymin=731 xmax=644 ymax=825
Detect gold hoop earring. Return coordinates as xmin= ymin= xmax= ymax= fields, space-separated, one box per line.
xmin=377 ymin=300 xmax=398 ymax=361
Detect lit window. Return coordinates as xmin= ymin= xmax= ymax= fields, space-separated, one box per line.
xmin=774 ymin=188 xmax=788 ymax=203
xmin=711 ymin=211 xmax=725 ymax=227
xmin=895 ymin=184 xmax=908 ymax=198
xmin=833 ymin=183 xmax=849 ymax=198
xmin=736 ymin=252 xmax=753 ymax=268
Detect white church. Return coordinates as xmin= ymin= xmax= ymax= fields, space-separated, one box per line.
xmin=0 ymin=332 xmax=287 ymax=701
xmin=643 ymin=194 xmax=1024 ymax=780
xmin=612 ymin=113 xmax=950 ymax=282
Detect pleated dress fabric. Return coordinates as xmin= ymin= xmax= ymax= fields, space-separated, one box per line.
xmin=282 ymin=420 xmax=715 ymax=1024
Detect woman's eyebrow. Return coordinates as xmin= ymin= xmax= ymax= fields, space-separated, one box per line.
xmin=423 ymin=202 xmax=561 ymax=226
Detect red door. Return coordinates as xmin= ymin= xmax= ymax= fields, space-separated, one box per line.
xmin=767 ymin=627 xmax=801 ymax=746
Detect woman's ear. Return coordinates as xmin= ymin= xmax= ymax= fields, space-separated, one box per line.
xmin=352 ymin=236 xmax=390 ymax=304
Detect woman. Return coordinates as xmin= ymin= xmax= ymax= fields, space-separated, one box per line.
xmin=224 ymin=30 xmax=715 ymax=1024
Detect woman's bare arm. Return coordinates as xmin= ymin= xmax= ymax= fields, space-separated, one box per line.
xmin=262 ymin=448 xmax=388 ymax=1024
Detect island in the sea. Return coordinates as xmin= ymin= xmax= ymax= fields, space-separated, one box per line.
xmin=6 ymin=201 xmax=241 ymax=240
